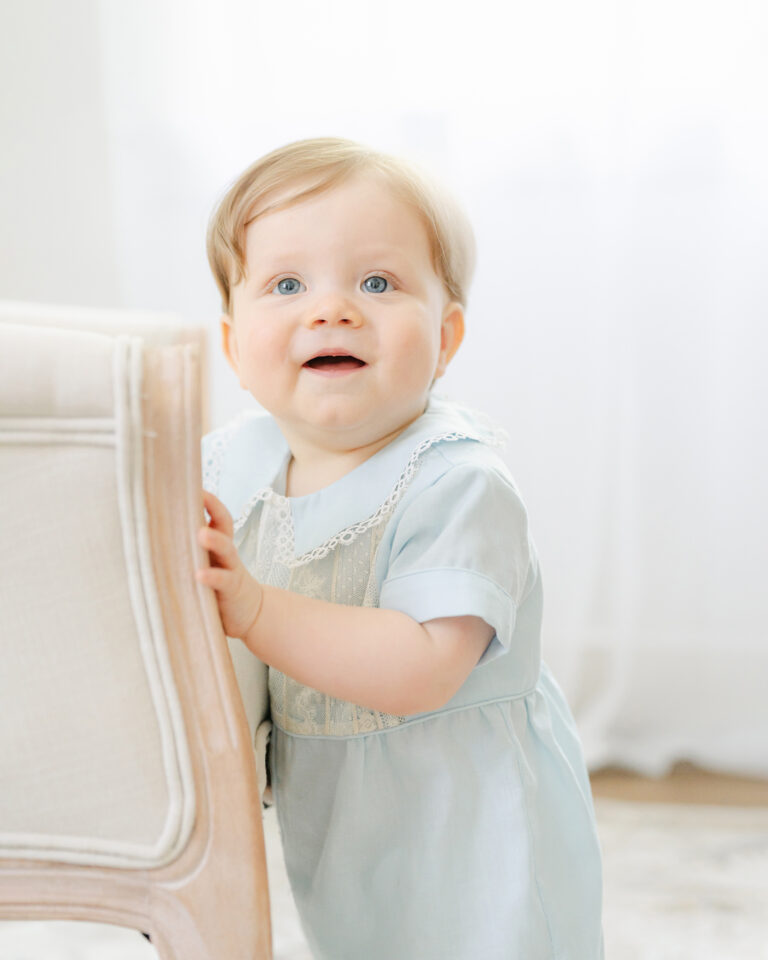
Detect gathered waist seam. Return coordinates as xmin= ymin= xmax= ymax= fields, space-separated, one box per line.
xmin=272 ymin=687 xmax=539 ymax=742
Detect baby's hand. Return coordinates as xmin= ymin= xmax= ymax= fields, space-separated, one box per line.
xmin=196 ymin=490 xmax=264 ymax=640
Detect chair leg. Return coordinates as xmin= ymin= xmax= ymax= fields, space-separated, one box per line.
xmin=144 ymin=870 xmax=272 ymax=960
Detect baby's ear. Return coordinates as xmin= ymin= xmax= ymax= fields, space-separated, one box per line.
xmin=220 ymin=314 xmax=240 ymax=376
xmin=435 ymin=303 xmax=465 ymax=378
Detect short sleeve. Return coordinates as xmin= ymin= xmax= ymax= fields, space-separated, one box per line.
xmin=378 ymin=460 xmax=534 ymax=667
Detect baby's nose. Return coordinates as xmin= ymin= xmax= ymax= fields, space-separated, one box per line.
xmin=307 ymin=294 xmax=364 ymax=328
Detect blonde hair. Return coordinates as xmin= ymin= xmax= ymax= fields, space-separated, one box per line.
xmin=206 ymin=137 xmax=476 ymax=314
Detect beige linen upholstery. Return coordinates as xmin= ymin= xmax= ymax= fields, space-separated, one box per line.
xmin=0 ymin=299 xmax=210 ymax=430
xmin=0 ymin=309 xmax=271 ymax=958
xmin=0 ymin=301 xmax=271 ymax=793
xmin=0 ymin=297 xmax=203 ymax=346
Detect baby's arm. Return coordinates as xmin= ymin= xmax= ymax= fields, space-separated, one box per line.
xmin=196 ymin=491 xmax=493 ymax=716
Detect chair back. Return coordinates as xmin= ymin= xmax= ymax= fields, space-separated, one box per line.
xmin=0 ymin=314 xmax=272 ymax=959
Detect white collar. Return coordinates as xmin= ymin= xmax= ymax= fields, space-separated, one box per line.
xmin=205 ymin=395 xmax=504 ymax=561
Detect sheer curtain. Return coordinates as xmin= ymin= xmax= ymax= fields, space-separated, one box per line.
xmin=21 ymin=0 xmax=768 ymax=775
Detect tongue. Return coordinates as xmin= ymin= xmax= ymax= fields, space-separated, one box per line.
xmin=307 ymin=356 xmax=365 ymax=371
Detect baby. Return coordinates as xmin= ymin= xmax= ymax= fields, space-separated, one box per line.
xmin=197 ymin=137 xmax=604 ymax=959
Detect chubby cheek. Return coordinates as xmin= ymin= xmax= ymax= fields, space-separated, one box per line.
xmin=392 ymin=323 xmax=442 ymax=385
xmin=234 ymin=326 xmax=292 ymax=393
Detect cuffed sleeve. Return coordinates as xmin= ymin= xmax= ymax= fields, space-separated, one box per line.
xmin=379 ymin=460 xmax=534 ymax=667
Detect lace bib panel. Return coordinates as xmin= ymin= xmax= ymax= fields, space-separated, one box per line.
xmin=237 ymin=496 xmax=408 ymax=736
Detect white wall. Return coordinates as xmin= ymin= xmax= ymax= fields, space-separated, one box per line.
xmin=2 ymin=0 xmax=767 ymax=776
xmin=0 ymin=1 xmax=119 ymax=306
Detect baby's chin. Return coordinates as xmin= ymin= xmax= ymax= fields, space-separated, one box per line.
xmin=276 ymin=398 xmax=429 ymax=455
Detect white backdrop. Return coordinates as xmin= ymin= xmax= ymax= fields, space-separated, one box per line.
xmin=2 ymin=0 xmax=767 ymax=775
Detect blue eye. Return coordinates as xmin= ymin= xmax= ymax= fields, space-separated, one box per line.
xmin=363 ymin=276 xmax=390 ymax=294
xmin=274 ymin=277 xmax=305 ymax=295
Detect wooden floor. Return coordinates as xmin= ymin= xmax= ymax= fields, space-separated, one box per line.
xmin=590 ymin=761 xmax=768 ymax=806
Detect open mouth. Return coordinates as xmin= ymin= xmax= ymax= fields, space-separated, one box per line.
xmin=303 ymin=354 xmax=367 ymax=372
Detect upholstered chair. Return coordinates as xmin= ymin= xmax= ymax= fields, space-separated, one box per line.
xmin=0 ymin=308 xmax=272 ymax=959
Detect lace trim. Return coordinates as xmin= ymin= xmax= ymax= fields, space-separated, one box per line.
xmin=203 ymin=401 xmax=507 ymax=500
xmin=445 ymin=398 xmax=509 ymax=448
xmin=234 ymin=431 xmax=475 ymax=568
xmin=205 ymin=400 xmax=507 ymax=568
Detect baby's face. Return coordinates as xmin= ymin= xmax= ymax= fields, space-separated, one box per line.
xmin=223 ymin=173 xmax=463 ymax=454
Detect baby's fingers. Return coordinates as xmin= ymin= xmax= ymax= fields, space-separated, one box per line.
xmin=197 ymin=525 xmax=240 ymax=570
xmin=195 ymin=565 xmax=236 ymax=591
xmin=202 ymin=489 xmax=234 ymax=536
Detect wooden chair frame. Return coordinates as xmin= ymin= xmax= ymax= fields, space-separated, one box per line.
xmin=0 ymin=344 xmax=272 ymax=959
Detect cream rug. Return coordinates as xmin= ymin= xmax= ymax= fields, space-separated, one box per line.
xmin=1 ymin=799 xmax=766 ymax=959
xmin=597 ymin=798 xmax=768 ymax=960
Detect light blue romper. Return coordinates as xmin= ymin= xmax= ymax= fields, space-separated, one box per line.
xmin=203 ymin=396 xmax=604 ymax=960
